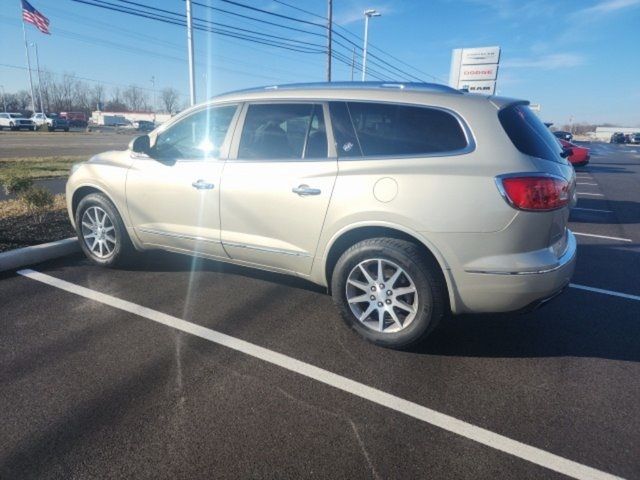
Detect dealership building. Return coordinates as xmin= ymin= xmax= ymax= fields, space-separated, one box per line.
xmin=593 ymin=126 xmax=639 ymax=141
xmin=90 ymin=110 xmax=172 ymax=126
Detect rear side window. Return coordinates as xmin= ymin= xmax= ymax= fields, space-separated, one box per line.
xmin=498 ymin=104 xmax=563 ymax=162
xmin=337 ymin=102 xmax=468 ymax=157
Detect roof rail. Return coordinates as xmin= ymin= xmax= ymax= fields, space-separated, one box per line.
xmin=225 ymin=81 xmax=461 ymax=97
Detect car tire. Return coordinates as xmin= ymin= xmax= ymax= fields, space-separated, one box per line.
xmin=75 ymin=192 xmax=135 ymax=267
xmin=331 ymin=237 xmax=446 ymax=350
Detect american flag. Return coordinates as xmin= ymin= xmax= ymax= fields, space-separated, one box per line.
xmin=22 ymin=0 xmax=50 ymax=35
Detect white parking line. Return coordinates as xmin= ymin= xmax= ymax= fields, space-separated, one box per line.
xmin=578 ymin=192 xmax=605 ymax=197
xmin=573 ymin=232 xmax=632 ymax=242
xmin=577 ymin=182 xmax=598 ymax=186
xmin=570 ymin=283 xmax=640 ymax=302
xmin=17 ymin=268 xmax=624 ymax=480
xmin=572 ymin=207 xmax=613 ymax=213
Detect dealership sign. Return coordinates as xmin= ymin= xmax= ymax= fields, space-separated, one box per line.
xmin=458 ymin=80 xmax=496 ymax=95
xmin=449 ymin=46 xmax=500 ymax=95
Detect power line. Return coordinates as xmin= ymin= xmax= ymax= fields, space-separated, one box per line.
xmin=268 ymin=0 xmax=445 ymax=83
xmin=0 ymin=62 xmax=185 ymax=95
xmin=71 ymin=0 xmax=326 ymax=54
xmin=112 ymin=0 xmax=323 ymax=49
xmin=187 ymin=0 xmax=326 ymax=37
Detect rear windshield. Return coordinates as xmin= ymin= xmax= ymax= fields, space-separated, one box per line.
xmin=499 ymin=104 xmax=563 ymax=162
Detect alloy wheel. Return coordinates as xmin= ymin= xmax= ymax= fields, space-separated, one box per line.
xmin=345 ymin=258 xmax=419 ymax=333
xmin=81 ymin=206 xmax=116 ymax=258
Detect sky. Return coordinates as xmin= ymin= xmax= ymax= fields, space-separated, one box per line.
xmin=1 ymin=0 xmax=639 ymax=126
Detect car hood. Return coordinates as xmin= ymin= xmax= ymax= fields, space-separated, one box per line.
xmin=86 ymin=150 xmax=135 ymax=169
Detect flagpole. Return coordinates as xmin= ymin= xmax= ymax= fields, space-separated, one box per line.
xmin=32 ymin=42 xmax=45 ymax=114
xmin=21 ymin=14 xmax=36 ymax=114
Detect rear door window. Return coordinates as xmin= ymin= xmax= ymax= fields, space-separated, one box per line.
xmin=238 ymin=103 xmax=327 ymax=160
xmin=336 ymin=102 xmax=468 ymax=157
xmin=498 ymin=104 xmax=563 ymax=162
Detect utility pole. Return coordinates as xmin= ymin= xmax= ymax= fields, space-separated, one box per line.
xmin=326 ymin=0 xmax=332 ymax=82
xmin=186 ymin=0 xmax=196 ymax=106
xmin=21 ymin=18 xmax=36 ymax=113
xmin=350 ymin=48 xmax=355 ymax=81
xmin=361 ymin=9 xmax=381 ymax=82
xmin=0 ymin=85 xmax=6 ymax=113
xmin=31 ymin=42 xmax=45 ymax=114
xmin=150 ymin=76 xmax=155 ymax=111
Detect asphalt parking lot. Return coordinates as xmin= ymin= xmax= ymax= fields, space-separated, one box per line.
xmin=1 ymin=143 xmax=639 ymax=479
xmin=0 ymin=129 xmax=135 ymax=158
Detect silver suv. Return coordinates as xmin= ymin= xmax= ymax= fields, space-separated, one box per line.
xmin=66 ymin=82 xmax=577 ymax=349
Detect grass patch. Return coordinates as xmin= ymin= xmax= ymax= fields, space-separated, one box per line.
xmin=0 ymin=193 xmax=67 ymax=219
xmin=0 ymin=155 xmax=85 ymax=179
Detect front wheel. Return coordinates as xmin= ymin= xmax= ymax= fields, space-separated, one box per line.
xmin=331 ymin=238 xmax=446 ymax=350
xmin=75 ymin=193 xmax=135 ymax=267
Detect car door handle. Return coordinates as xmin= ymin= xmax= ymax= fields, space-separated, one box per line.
xmin=292 ymin=184 xmax=321 ymax=196
xmin=192 ymin=179 xmax=215 ymax=190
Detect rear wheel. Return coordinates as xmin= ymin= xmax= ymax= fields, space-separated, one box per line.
xmin=331 ymin=238 xmax=446 ymax=350
xmin=75 ymin=193 xmax=135 ymax=267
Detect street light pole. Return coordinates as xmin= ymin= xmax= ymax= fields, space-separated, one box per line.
xmin=186 ymin=0 xmax=196 ymax=106
xmin=361 ymin=9 xmax=381 ymax=82
xmin=31 ymin=42 xmax=45 ymax=114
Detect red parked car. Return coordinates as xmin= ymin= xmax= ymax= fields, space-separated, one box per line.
xmin=559 ymin=139 xmax=590 ymax=167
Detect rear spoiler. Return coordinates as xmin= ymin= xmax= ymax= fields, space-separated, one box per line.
xmin=488 ymin=97 xmax=530 ymax=110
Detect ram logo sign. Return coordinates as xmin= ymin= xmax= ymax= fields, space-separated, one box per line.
xmin=449 ymin=46 xmax=501 ymax=96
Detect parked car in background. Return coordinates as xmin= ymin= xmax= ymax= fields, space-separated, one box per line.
xmin=31 ymin=112 xmax=70 ymax=132
xmin=0 ymin=112 xmax=36 ymax=131
xmin=559 ymin=139 xmax=589 ymax=167
xmin=553 ymin=130 xmax=573 ymax=141
xmin=629 ymin=132 xmax=640 ymax=144
xmin=67 ymin=82 xmax=577 ymax=349
xmin=133 ymin=120 xmax=155 ymax=132
xmin=60 ymin=111 xmax=88 ymax=127
xmin=610 ymin=132 xmax=627 ymax=144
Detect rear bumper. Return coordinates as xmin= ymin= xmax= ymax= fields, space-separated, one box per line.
xmin=450 ymin=230 xmax=576 ymax=314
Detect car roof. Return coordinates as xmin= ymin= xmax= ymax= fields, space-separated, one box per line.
xmin=204 ymin=81 xmax=528 ymax=113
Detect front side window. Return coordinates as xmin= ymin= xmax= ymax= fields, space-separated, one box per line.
xmin=238 ymin=103 xmax=327 ymax=160
xmin=345 ymin=102 xmax=468 ymax=157
xmin=153 ymin=104 xmax=237 ymax=160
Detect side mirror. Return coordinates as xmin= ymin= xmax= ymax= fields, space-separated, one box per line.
xmin=560 ymin=147 xmax=573 ymax=158
xmin=129 ymin=135 xmax=150 ymax=155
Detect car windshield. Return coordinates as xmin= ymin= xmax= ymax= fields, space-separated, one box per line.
xmin=9 ymin=113 xmax=22 ymax=118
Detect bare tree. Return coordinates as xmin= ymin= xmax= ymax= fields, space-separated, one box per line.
xmin=4 ymin=90 xmax=31 ymax=111
xmin=160 ymin=87 xmax=180 ymax=114
xmin=105 ymin=87 xmax=128 ymax=111
xmin=122 ymin=85 xmax=149 ymax=111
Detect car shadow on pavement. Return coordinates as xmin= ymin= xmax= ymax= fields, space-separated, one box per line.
xmin=118 ymin=250 xmax=327 ymax=294
xmin=415 ymin=270 xmax=640 ymax=363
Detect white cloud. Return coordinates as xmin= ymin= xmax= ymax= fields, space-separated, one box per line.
xmin=577 ymin=0 xmax=640 ymax=15
xmin=503 ymin=53 xmax=586 ymax=70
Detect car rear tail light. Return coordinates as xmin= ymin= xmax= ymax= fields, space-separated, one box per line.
xmin=497 ymin=175 xmax=570 ymax=211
